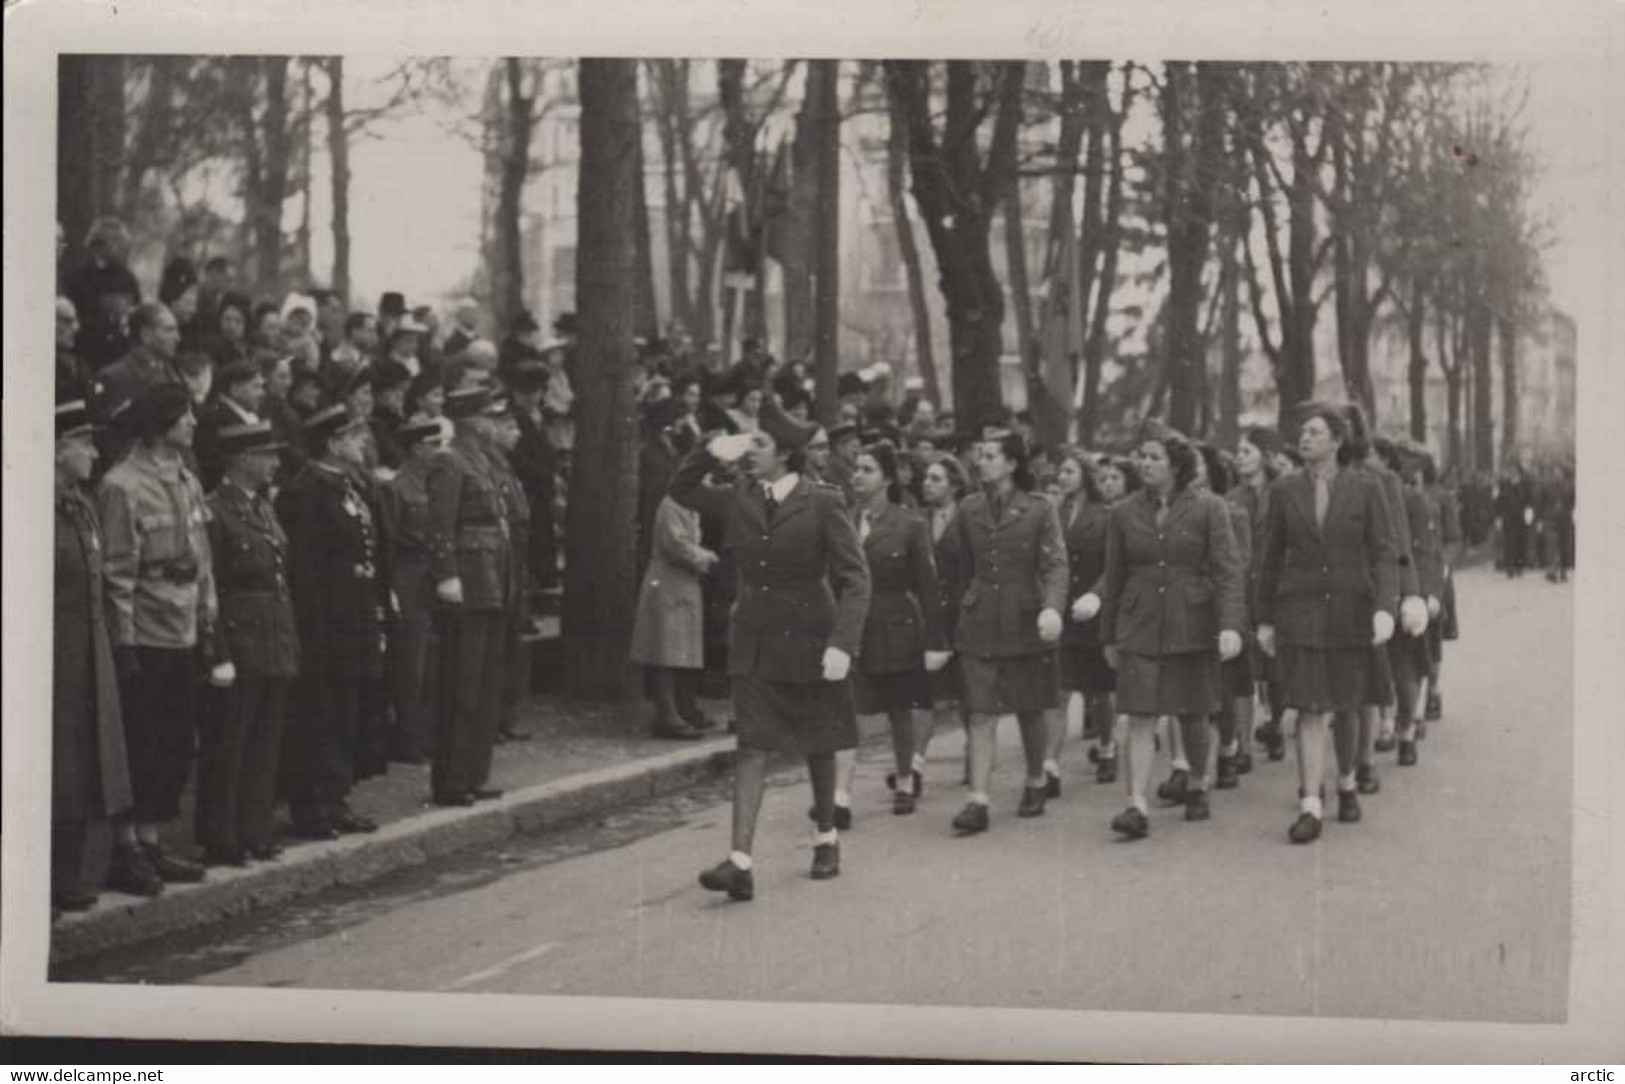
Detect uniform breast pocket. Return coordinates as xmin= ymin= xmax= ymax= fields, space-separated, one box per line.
xmin=137 ymin=512 xmax=181 ymax=559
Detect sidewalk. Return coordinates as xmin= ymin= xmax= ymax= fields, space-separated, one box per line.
xmin=49 ymin=687 xmax=738 ymax=965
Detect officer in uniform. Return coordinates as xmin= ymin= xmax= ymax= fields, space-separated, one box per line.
xmin=274 ymin=404 xmax=385 ymax=839
xmin=196 ymin=421 xmax=298 ymax=864
xmin=97 ymin=383 xmax=214 ymax=886
xmin=484 ymin=396 xmax=534 ymax=744
xmin=824 ymin=421 xmax=861 ymax=507
xmin=379 ymin=418 xmax=447 ymax=764
xmin=426 ymin=386 xmax=515 ymax=807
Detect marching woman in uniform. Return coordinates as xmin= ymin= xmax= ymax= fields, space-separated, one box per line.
xmin=1378 ymin=438 xmax=1445 ymax=766
xmin=1095 ymin=422 xmax=1246 ymax=839
xmin=1195 ymin=442 xmax=1254 ymax=790
xmin=1231 ymin=427 xmax=1286 ymax=762
xmin=935 ymin=430 xmax=1069 ymax=836
xmin=1420 ymin=452 xmax=1463 ymax=722
xmin=914 ymin=451 xmax=974 ymax=788
xmin=847 ymin=442 xmax=951 ymax=816
xmin=1256 ymin=403 xmax=1400 ymax=844
xmin=669 ymin=394 xmax=870 ymax=900
xmin=1053 ymin=448 xmax=1118 ymax=789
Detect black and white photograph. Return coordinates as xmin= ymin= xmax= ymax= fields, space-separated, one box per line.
xmin=4 ymin=0 xmax=1623 ymax=1064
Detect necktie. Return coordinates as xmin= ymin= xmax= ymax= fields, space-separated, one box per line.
xmin=763 ymin=484 xmax=778 ymax=523
xmin=1314 ymin=474 xmax=1330 ymax=529
xmin=860 ymin=510 xmax=873 ymax=542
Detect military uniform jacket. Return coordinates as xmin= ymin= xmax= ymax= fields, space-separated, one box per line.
xmin=668 ymin=448 xmax=870 ymax=684
xmin=97 ymin=444 xmax=218 ymax=650
xmin=1255 ymin=467 xmax=1401 ymax=649
xmin=855 ymin=501 xmax=946 ymax=674
xmin=938 ymin=488 xmax=1068 ymax=659
xmin=1364 ymin=462 xmax=1420 ymax=598
xmin=380 ymin=457 xmax=436 ymax=613
xmin=426 ymin=437 xmax=515 ymax=613
xmin=487 ymin=447 xmax=531 ymax=618
xmin=1058 ymin=494 xmax=1111 ymax=649
xmin=1098 ymin=487 xmax=1246 ymax=657
xmin=207 ymin=480 xmax=299 ymax=678
xmin=1401 ymin=483 xmax=1445 ymax=601
xmin=55 ymin=482 xmax=134 ymax=822
xmin=274 ymin=462 xmax=384 ymax=669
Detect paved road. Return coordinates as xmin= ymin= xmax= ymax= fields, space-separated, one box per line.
xmin=61 ymin=567 xmax=1572 ymax=1025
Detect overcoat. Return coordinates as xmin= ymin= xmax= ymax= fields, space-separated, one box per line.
xmin=1098 ymin=487 xmax=1246 ymax=657
xmin=855 ymin=502 xmax=946 ymax=673
xmin=1255 ymin=467 xmax=1401 ymax=649
xmin=1058 ymin=493 xmax=1111 ymax=649
xmin=426 ymin=436 xmax=516 ymax=613
xmin=54 ymin=483 xmax=134 ymax=822
xmin=629 ymin=496 xmax=713 ymax=670
xmin=938 ymin=488 xmax=1068 ymax=659
xmin=207 ymin=479 xmax=299 ymax=678
xmin=1401 ymin=483 xmax=1445 ymax=601
xmin=667 ymin=449 xmax=870 ymax=684
xmin=1364 ymin=462 xmax=1419 ymax=598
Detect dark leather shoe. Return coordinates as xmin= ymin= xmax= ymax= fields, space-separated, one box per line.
xmin=1424 ymin=692 xmax=1442 ymax=721
xmin=1044 ymin=771 xmax=1062 ymax=799
xmin=805 ymin=804 xmax=853 ymax=831
xmin=1185 ymin=790 xmax=1212 ymax=821
xmin=1087 ymin=745 xmax=1102 ymax=765
xmin=1374 ymin=734 xmax=1397 ymax=754
xmin=1235 ymin=752 xmax=1254 ymax=776
xmin=1017 ymin=785 xmax=1047 ymax=818
xmin=1215 ymin=755 xmax=1239 ymax=790
xmin=141 ymin=843 xmax=206 ymax=883
xmin=1156 ymin=769 xmax=1190 ymax=805
xmin=1110 ymin=806 xmax=1149 ymax=840
xmin=1289 ymin=812 xmax=1323 ymax=843
xmin=1095 ymin=755 xmax=1118 ymax=785
xmin=652 ymin=718 xmax=705 ymax=741
xmin=952 ymin=802 xmax=990 ymax=835
xmin=810 ymin=842 xmax=840 ymax=880
xmin=330 ymin=806 xmax=378 ymax=834
xmin=892 ymin=791 xmax=916 ymax=815
xmin=200 ymin=847 xmax=249 ymax=868
xmin=1257 ymin=721 xmax=1286 ymax=761
xmin=53 ymin=889 xmax=99 ymax=912
xmin=107 ymin=846 xmax=164 ymax=897
xmin=1398 ymin=740 xmax=1419 ymax=766
xmin=679 ymin=711 xmax=718 ymax=731
xmin=472 ymin=786 xmax=504 ymax=801
xmin=248 ymin=843 xmax=284 ymax=862
xmin=432 ymin=792 xmax=476 ymax=808
xmin=1337 ymin=790 xmax=1362 ymax=823
xmin=699 ymin=859 xmax=754 ymax=901
xmin=1356 ymin=763 xmax=1381 ymax=795
xmin=1415 ymin=721 xmax=1429 ymax=741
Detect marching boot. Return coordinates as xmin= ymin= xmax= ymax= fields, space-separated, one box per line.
xmin=810 ymin=841 xmax=841 ymax=880
xmin=699 ymin=858 xmax=755 ymax=901
xmin=1156 ymin=769 xmax=1191 ymax=806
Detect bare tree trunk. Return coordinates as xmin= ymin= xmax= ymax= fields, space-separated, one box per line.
xmin=717 ymin=60 xmax=766 ymax=350
xmin=492 ymin=58 xmax=535 ymax=337
xmin=1407 ymin=279 xmax=1429 ymax=441
xmin=1497 ymin=312 xmax=1519 ymax=466
xmin=57 ymin=56 xmax=127 ymax=275
xmin=325 ymin=57 xmax=352 ymax=304
xmin=784 ymin=65 xmax=819 ymax=367
xmin=1003 ymin=180 xmax=1039 ymax=424
xmin=296 ymin=60 xmax=314 ymax=284
xmin=1162 ymin=63 xmax=1223 ymax=435
xmin=649 ymin=61 xmax=693 ymax=335
xmin=563 ymin=58 xmax=643 ymax=701
xmin=1469 ymin=293 xmax=1494 ymax=471
xmin=118 ymin=58 xmax=177 ymax=223
xmin=631 ymin=103 xmax=660 ymax=341
xmin=1217 ymin=232 xmax=1243 ymax=449
xmin=1029 ymin=61 xmax=1085 ymax=448
xmin=254 ymin=57 xmax=291 ymax=297
xmin=884 ymin=76 xmax=940 ymax=407
xmin=1079 ymin=62 xmax=1132 ymax=446
xmin=810 ymin=60 xmax=841 ymax=422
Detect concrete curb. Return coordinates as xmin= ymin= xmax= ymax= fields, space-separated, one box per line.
xmin=50 ymin=738 xmax=736 ymax=965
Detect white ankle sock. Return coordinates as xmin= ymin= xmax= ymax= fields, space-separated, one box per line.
xmin=1302 ymin=795 xmax=1324 ymax=818
xmin=729 ymin=850 xmax=753 ymax=870
xmin=1172 ymin=758 xmax=1191 ymax=772
xmin=968 ymin=791 xmax=990 ymax=807
xmin=1222 ymin=740 xmax=1240 ymax=757
xmin=911 ymin=753 xmax=926 ymax=773
xmin=834 ymin=789 xmax=851 ymax=808
xmin=1338 ymin=772 xmax=1356 ymax=793
xmin=1131 ymin=796 xmax=1149 ymax=814
xmin=1043 ymin=758 xmax=1060 ymax=777
xmin=814 ymin=829 xmax=838 ymax=846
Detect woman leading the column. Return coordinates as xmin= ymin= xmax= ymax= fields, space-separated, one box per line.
xmin=1097 ymin=421 xmax=1246 ymax=840
xmin=668 ymin=394 xmax=870 ymax=900
xmin=936 ymin=430 xmax=1069 ymax=836
xmin=1256 ymin=403 xmax=1400 ymax=844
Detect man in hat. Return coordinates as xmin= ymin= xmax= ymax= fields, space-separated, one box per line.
xmin=328 ymin=313 xmax=379 ymax=389
xmin=57 ymin=295 xmax=100 ymax=404
xmin=824 ymin=421 xmax=862 ymax=507
xmin=65 ymin=215 xmax=142 ymax=372
xmin=442 ymin=298 xmax=482 ymax=360
xmin=377 ymin=292 xmax=408 ymax=356
xmin=97 ymin=383 xmax=216 ymax=887
xmin=370 ymin=360 xmax=414 ymax=474
xmin=383 ymin=314 xmax=431 ymax=381
xmin=196 ymin=421 xmax=298 ymax=866
xmin=274 ymin=404 xmax=387 ymax=839
xmin=97 ymin=302 xmax=185 ymax=430
xmin=499 ymin=310 xmax=544 ymax=374
xmin=426 ymin=386 xmax=518 ymax=806
xmin=195 ymin=358 xmax=266 ymax=491
xmin=53 ymin=397 xmax=139 ymax=910
xmin=380 ymin=418 xmax=448 ymax=764
xmin=670 ymin=393 xmax=870 ymax=898
xmin=483 ymin=397 xmax=535 ymax=744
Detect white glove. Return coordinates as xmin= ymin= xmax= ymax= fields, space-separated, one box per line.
xmin=924 ymin=650 xmax=953 ymax=673
xmin=208 ymin=661 xmax=237 ymax=688
xmin=437 ymin=577 xmax=465 ymax=604
xmin=1372 ymin=610 xmax=1396 ymax=646
xmin=821 ymin=646 xmax=852 ymax=682
xmin=1071 ymin=592 xmax=1101 ymax=622
xmin=1426 ymin=595 xmax=1442 ymax=619
xmin=707 ymin=433 xmax=753 ymax=463
xmin=1037 ymin=608 xmax=1063 ymax=643
xmin=1400 ymin=595 xmax=1429 ymax=637
xmin=1217 ymin=629 xmax=1243 ymax=661
xmin=1257 ymin=625 xmax=1276 ymax=658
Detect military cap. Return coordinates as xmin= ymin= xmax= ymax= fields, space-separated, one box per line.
xmin=132 ymin=383 xmax=195 ymax=436
xmin=443 ymin=385 xmax=493 ymax=419
xmin=56 ymin=398 xmax=95 ymax=439
xmin=827 ymin=421 xmax=861 ymax=444
xmin=378 ymin=291 xmax=408 ymax=318
xmin=757 ymin=391 xmax=819 ymax=452
xmin=214 ymin=420 xmax=286 ymax=459
xmin=400 ymin=418 xmax=445 ymax=447
xmin=304 ymin=402 xmax=368 ymax=446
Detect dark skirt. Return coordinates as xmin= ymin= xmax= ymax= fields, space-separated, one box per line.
xmin=1278 ymin=644 xmax=1371 ymax=714
xmin=1059 ymin=643 xmax=1117 ymax=694
xmin=1221 ymin=650 xmax=1254 ymax=700
xmin=733 ymin=673 xmax=858 ymax=755
xmin=854 ymin=667 xmax=933 ymax=714
xmin=1441 ymin=574 xmax=1461 ymax=641
xmin=1363 ymin=642 xmax=1396 ymax=707
xmin=959 ymin=652 xmax=1059 ymax=715
xmin=928 ymin=656 xmax=963 ymax=706
xmin=1387 ymin=630 xmax=1430 ymax=683
xmin=1114 ymin=651 xmax=1222 ymax=718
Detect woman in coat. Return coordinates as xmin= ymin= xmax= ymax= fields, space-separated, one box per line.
xmin=1052 ymin=448 xmax=1117 ymax=789
xmin=668 ymin=394 xmax=870 ymax=899
xmin=1231 ymin=426 xmax=1286 ymax=762
xmin=1376 ymin=437 xmax=1444 ymax=767
xmin=1197 ymin=442 xmax=1254 ymax=791
xmin=53 ymin=399 xmax=137 ymax=911
xmin=844 ymin=442 xmax=950 ymax=816
xmin=629 ymin=494 xmax=720 ymax=740
xmin=935 ymin=430 xmax=1069 ymax=836
xmin=1095 ymin=422 xmax=1245 ymax=840
xmin=913 ymin=451 xmax=973 ymax=788
xmin=1256 ymin=402 xmax=1400 ymax=844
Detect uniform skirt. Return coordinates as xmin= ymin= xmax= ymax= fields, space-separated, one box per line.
xmin=1059 ymin=643 xmax=1117 ymax=694
xmin=1278 ymin=644 xmax=1371 ymax=714
xmin=1363 ymin=642 xmax=1397 ymax=707
xmin=1221 ymin=649 xmax=1255 ymax=700
xmin=928 ymin=656 xmax=963 ymax=706
xmin=959 ymin=652 xmax=1059 ymax=715
xmin=854 ymin=668 xmax=934 ymax=714
xmin=1114 ymin=651 xmax=1222 ymax=718
xmin=733 ymin=673 xmax=858 ymax=755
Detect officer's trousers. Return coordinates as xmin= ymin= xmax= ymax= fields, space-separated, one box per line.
xmin=196 ymin=673 xmax=288 ymax=854
xmin=432 ymin=609 xmax=507 ymax=798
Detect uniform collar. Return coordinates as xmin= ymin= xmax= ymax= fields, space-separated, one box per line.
xmin=762 ymin=472 xmax=800 ymax=503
